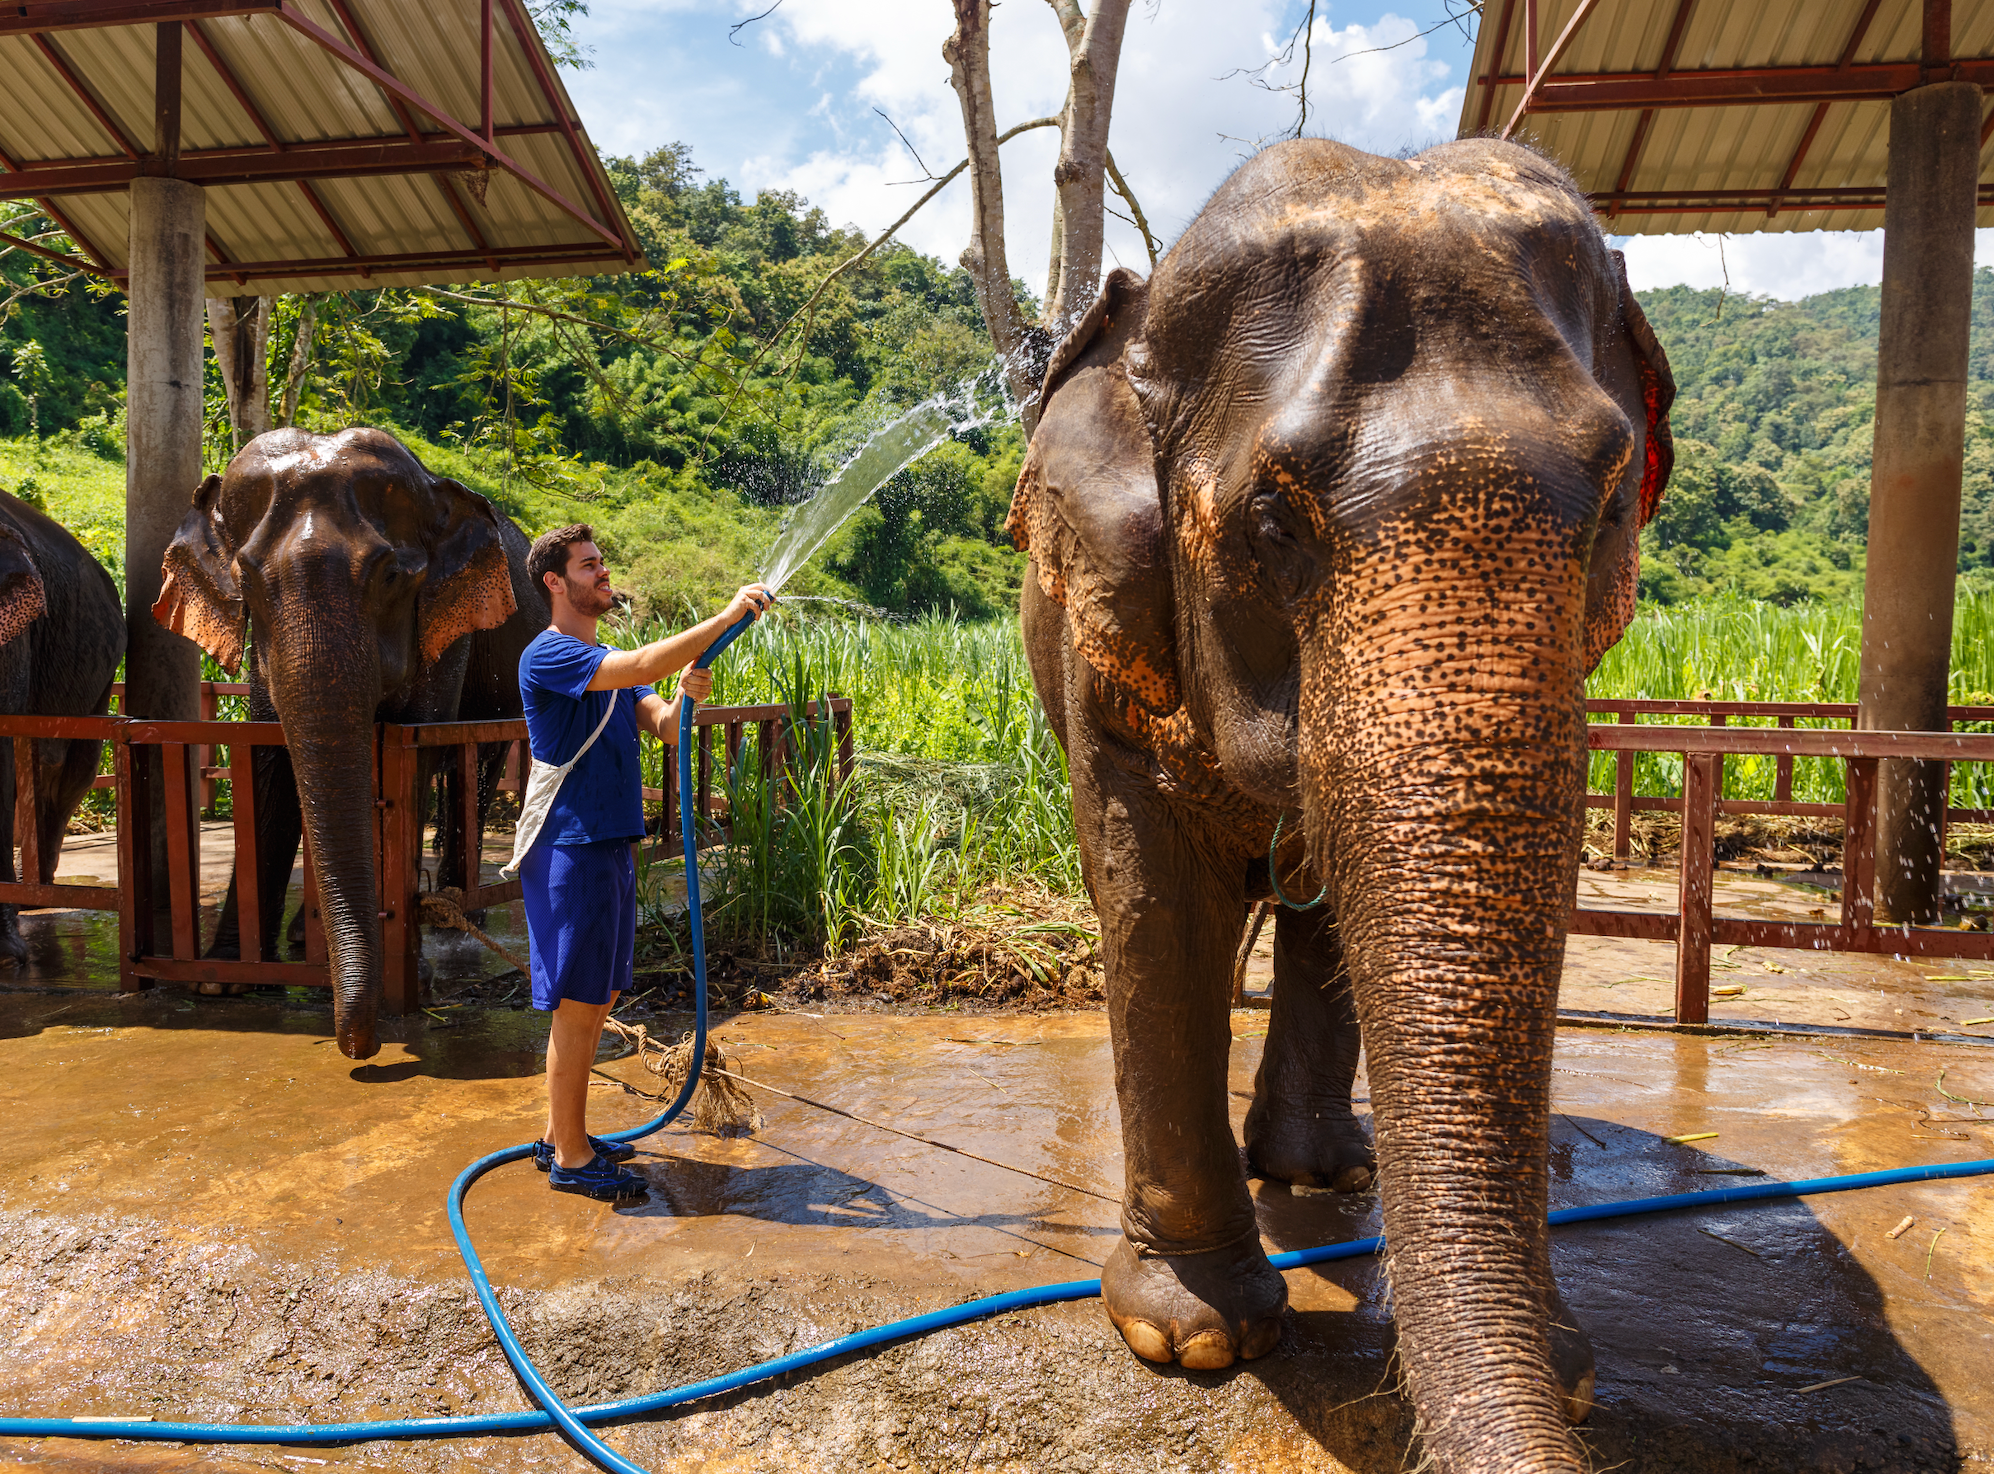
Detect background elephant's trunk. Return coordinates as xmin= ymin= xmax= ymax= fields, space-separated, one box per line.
xmin=265 ymin=612 xmax=384 ymax=1061
xmin=1303 ymin=525 xmax=1590 ymax=1473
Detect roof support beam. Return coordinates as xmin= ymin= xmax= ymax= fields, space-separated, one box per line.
xmin=0 ymin=3 xmax=275 ymax=37
xmin=153 ymin=18 xmax=182 ymax=170
xmin=1604 ymin=0 xmax=1696 ymax=219
xmin=0 ymin=137 xmax=496 ymax=198
xmin=1501 ymin=0 xmax=1603 ymax=139
xmin=33 ymin=34 xmax=142 ymax=158
xmin=276 ymin=7 xmax=620 ymax=250
xmin=184 ymin=18 xmax=363 ymax=263
xmin=1493 ymin=58 xmax=1994 ymax=112
xmin=1768 ymin=0 xmax=1884 ymax=218
xmin=497 ymin=0 xmax=636 ymax=261
xmin=1473 ymin=0 xmax=1520 ymax=133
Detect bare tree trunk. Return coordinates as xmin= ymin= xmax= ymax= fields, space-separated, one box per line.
xmin=277 ymin=296 xmax=321 ymax=429
xmin=205 ymin=295 xmax=272 ymax=452
xmin=1046 ymin=0 xmax=1131 ymax=329
xmin=944 ymin=0 xmax=1043 ymax=414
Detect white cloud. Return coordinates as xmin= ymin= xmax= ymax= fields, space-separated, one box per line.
xmin=1617 ymin=228 xmax=1994 ymax=301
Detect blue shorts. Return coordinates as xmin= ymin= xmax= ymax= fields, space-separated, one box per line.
xmin=521 ymin=840 xmax=636 ymax=1011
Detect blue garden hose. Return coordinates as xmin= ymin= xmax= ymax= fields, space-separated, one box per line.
xmin=2 ymin=607 xmax=1992 ymax=1463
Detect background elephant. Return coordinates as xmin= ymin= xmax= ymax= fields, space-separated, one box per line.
xmin=0 ymin=490 xmax=122 ymax=962
xmin=1009 ymin=138 xmax=1674 ymax=1474
xmin=154 ymin=427 xmax=540 ymax=1059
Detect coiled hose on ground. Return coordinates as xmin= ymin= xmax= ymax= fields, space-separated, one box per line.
xmin=2 ymin=612 xmax=1991 ymax=1469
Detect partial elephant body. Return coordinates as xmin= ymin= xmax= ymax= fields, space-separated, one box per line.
xmin=0 ymin=491 xmax=123 ymax=962
xmin=155 ymin=428 xmax=540 ymax=1057
xmin=1011 ymin=139 xmax=1673 ymax=1474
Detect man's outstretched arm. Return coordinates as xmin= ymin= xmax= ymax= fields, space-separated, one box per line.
xmin=589 ymin=584 xmax=772 ymax=692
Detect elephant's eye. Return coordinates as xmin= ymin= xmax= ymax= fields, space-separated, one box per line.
xmin=1250 ymin=492 xmax=1314 ymax=602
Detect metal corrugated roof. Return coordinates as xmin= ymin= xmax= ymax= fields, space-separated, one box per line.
xmin=0 ymin=0 xmax=643 ymax=292
xmin=1457 ymin=0 xmax=1994 ymax=235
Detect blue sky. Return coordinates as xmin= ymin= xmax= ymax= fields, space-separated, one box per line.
xmin=556 ymin=2 xmax=1939 ymax=303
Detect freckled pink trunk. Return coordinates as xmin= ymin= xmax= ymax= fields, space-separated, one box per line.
xmin=1307 ymin=524 xmax=1589 ymax=1474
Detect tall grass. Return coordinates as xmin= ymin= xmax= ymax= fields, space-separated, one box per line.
xmin=609 ymin=610 xmax=1078 ymax=946
xmin=1589 ymin=593 xmax=1994 ymax=809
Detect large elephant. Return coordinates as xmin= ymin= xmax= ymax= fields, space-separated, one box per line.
xmin=154 ymin=427 xmax=539 ymax=1059
xmin=0 ymin=490 xmax=123 ymax=961
xmin=1009 ymin=138 xmax=1673 ymax=1474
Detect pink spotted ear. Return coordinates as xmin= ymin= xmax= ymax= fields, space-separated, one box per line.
xmin=1611 ymin=251 xmax=1676 ymax=525
xmin=417 ymin=477 xmax=517 ymax=666
xmin=0 ymin=521 xmax=44 ymax=649
xmin=153 ymin=475 xmax=245 ymax=670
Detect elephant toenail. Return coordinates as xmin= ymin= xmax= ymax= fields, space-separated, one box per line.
xmin=1238 ymin=1318 xmax=1284 ymax=1361
xmin=1177 ymin=1330 xmax=1238 ymax=1370
xmin=1563 ymin=1370 xmax=1595 ymax=1425
xmin=1117 ymin=1318 xmax=1173 ymax=1362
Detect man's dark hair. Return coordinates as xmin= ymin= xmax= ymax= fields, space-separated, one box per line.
xmin=527 ymin=523 xmax=595 ymax=605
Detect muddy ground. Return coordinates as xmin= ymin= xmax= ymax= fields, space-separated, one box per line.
xmin=2 ymin=969 xmax=1990 ymax=1474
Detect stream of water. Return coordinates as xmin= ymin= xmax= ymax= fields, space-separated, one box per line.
xmin=758 ymin=372 xmax=1006 ymax=594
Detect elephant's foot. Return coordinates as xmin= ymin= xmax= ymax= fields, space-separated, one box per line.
xmin=0 ymin=927 xmax=25 ymax=967
xmin=196 ymin=980 xmax=250 ymax=997
xmin=1102 ymin=1234 xmax=1286 ymax=1371
xmin=1244 ymin=1098 xmax=1375 ymax=1192
xmin=1549 ymin=1284 xmax=1595 ymax=1425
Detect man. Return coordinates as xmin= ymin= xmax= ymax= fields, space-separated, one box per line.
xmin=518 ymin=522 xmax=770 ymax=1201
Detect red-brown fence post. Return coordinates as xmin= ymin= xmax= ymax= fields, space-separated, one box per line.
xmin=1675 ymin=749 xmax=1719 ymax=1025
xmin=1613 ymin=716 xmax=1634 ymax=863
xmin=1841 ymin=756 xmax=1880 ymax=952
xmin=161 ymin=741 xmax=201 ymax=961
xmin=1774 ymin=714 xmax=1795 ymax=803
xmin=197 ymin=682 xmax=216 ymax=814
xmin=14 ymin=735 xmax=38 ymax=888
xmin=378 ymin=724 xmax=422 ymax=1017
xmin=115 ymin=727 xmax=151 ymax=993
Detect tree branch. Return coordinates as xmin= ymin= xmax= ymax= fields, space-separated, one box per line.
xmin=1045 ymin=0 xmax=1132 ymax=326
xmin=1104 ymin=149 xmax=1157 ymax=268
xmin=945 ymin=0 xmax=1043 ymax=411
xmin=697 ymin=113 xmax=1063 ymax=457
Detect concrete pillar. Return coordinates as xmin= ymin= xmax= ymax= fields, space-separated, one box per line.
xmin=1856 ymin=80 xmax=1982 ymax=925
xmin=123 ymin=175 xmax=206 ymax=724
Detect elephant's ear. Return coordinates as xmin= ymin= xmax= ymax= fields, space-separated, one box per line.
xmin=1007 ymin=268 xmax=1179 ymax=715
xmin=1612 ymin=251 xmax=1676 ymax=525
xmin=0 ymin=519 xmax=44 ymax=650
xmin=418 ymin=477 xmax=518 ymax=666
xmin=154 ymin=475 xmax=245 ymax=670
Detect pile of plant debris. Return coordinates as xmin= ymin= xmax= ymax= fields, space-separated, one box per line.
xmin=613 ymin=883 xmax=1105 ymax=1016
xmin=1585 ymin=808 xmax=1994 ymax=874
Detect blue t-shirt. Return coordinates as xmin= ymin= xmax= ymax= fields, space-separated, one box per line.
xmin=519 ymin=630 xmax=657 ymax=847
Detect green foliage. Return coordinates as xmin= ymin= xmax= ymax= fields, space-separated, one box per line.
xmin=611 ymin=612 xmax=1080 ymax=946
xmin=1632 ymin=271 xmax=1994 ymax=603
xmin=1587 ymin=593 xmax=1994 ymax=812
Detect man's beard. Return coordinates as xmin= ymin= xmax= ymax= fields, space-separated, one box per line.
xmin=563 ymin=575 xmax=615 ymax=616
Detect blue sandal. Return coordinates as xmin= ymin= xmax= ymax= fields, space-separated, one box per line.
xmin=547 ymin=1151 xmax=648 ymax=1202
xmin=533 ymin=1135 xmax=637 ymax=1173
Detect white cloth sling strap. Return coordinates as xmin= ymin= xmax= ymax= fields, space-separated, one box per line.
xmin=501 ymin=691 xmax=620 ymax=879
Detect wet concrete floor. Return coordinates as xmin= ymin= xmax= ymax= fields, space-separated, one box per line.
xmin=1 ymin=868 xmax=1991 ymax=1471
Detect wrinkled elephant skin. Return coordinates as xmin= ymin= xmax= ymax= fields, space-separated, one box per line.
xmin=1008 ymin=139 xmax=1675 ymax=1474
xmin=0 ymin=490 xmax=122 ymax=961
xmin=155 ymin=427 xmax=539 ymax=1058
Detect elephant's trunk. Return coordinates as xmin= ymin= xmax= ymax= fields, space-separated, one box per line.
xmin=264 ymin=600 xmax=384 ymax=1061
xmin=1304 ymin=521 xmax=1590 ymax=1474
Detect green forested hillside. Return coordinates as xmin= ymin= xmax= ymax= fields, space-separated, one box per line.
xmin=1636 ymin=271 xmax=1994 ymax=605
xmin=5 ymin=147 xmax=1994 ymax=617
